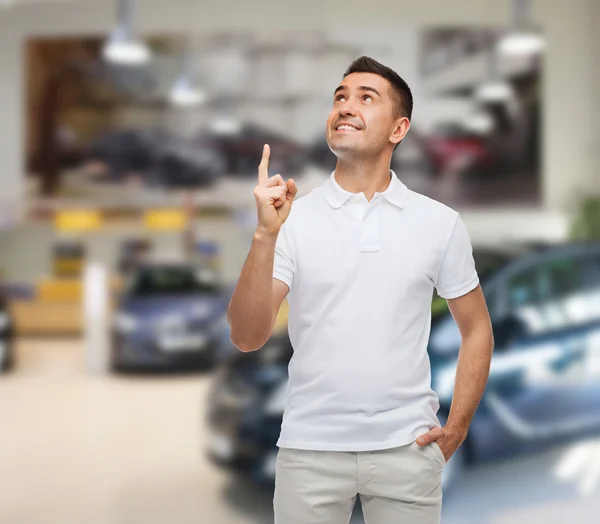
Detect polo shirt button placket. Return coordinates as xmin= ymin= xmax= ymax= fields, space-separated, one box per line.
xmin=359 ymin=198 xmax=380 ymax=253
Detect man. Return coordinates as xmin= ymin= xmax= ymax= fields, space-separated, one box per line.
xmin=227 ymin=56 xmax=494 ymax=524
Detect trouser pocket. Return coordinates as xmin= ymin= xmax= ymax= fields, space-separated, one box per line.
xmin=431 ymin=441 xmax=446 ymax=465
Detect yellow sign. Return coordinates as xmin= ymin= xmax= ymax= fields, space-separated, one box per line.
xmin=54 ymin=210 xmax=102 ymax=231
xmin=273 ymin=300 xmax=289 ymax=334
xmin=144 ymin=209 xmax=186 ymax=230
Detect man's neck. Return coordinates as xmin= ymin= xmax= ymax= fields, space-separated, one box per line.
xmin=334 ymin=154 xmax=392 ymax=202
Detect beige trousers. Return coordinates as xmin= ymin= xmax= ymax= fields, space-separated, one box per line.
xmin=273 ymin=440 xmax=445 ymax=524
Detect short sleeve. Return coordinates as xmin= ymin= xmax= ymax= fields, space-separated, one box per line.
xmin=273 ymin=221 xmax=295 ymax=290
xmin=435 ymin=214 xmax=479 ymax=299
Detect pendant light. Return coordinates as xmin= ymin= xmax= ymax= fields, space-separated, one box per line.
xmin=103 ymin=0 xmax=151 ymax=66
xmin=476 ymin=38 xmax=514 ymax=102
xmin=168 ymin=1 xmax=205 ymax=107
xmin=498 ymin=0 xmax=545 ymax=56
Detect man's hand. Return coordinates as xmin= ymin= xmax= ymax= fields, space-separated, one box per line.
xmin=254 ymin=144 xmax=298 ymax=236
xmin=416 ymin=425 xmax=467 ymax=462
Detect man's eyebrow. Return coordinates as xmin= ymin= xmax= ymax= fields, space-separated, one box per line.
xmin=358 ymin=86 xmax=380 ymax=96
xmin=333 ymin=85 xmax=381 ymax=96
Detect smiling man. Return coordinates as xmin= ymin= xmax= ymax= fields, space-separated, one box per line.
xmin=228 ymin=56 xmax=494 ymax=524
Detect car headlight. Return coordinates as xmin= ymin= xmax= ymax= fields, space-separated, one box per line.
xmin=114 ymin=312 xmax=139 ymax=333
xmin=264 ymin=378 xmax=289 ymax=416
xmin=0 ymin=313 xmax=9 ymax=331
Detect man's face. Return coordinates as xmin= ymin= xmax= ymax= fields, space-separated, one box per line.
xmin=326 ymin=72 xmax=409 ymax=159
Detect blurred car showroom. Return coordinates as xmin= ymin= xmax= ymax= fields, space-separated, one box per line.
xmin=1 ymin=0 xmax=600 ymax=523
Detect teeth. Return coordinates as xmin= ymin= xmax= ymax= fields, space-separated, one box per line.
xmin=337 ymin=125 xmax=359 ymax=131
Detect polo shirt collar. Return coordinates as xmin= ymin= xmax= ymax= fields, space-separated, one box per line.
xmin=321 ymin=169 xmax=408 ymax=209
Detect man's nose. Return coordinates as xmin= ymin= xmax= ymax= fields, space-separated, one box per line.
xmin=339 ymin=101 xmax=357 ymax=116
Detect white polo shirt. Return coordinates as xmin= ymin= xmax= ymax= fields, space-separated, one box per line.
xmin=272 ymin=170 xmax=479 ymax=452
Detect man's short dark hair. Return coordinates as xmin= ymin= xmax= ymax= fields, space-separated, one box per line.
xmin=343 ymin=56 xmax=413 ymax=121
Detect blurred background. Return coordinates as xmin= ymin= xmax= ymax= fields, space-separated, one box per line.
xmin=0 ymin=0 xmax=599 ymax=523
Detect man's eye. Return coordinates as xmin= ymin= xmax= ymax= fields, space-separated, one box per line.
xmin=363 ymin=95 xmax=372 ymax=101
xmin=335 ymin=95 xmax=345 ymax=102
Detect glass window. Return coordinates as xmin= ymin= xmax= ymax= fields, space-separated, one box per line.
xmin=507 ymin=256 xmax=591 ymax=333
xmin=543 ymin=257 xmax=584 ymax=300
xmin=508 ymin=267 xmax=540 ymax=308
xmin=129 ymin=265 xmax=222 ymax=296
xmin=585 ymin=254 xmax=600 ymax=289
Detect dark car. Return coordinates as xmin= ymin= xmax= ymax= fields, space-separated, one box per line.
xmin=206 ymin=332 xmax=293 ymax=482
xmin=205 ymin=242 xmax=600 ymax=494
xmin=84 ymin=128 xmax=159 ymax=183
xmin=152 ymin=140 xmax=225 ymax=189
xmin=111 ymin=262 xmax=235 ymax=372
xmin=83 ymin=128 xmax=224 ymax=189
xmin=194 ymin=123 xmax=307 ymax=178
xmin=0 ymin=291 xmax=15 ymax=372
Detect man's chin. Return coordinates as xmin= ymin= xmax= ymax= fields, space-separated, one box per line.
xmin=329 ymin=137 xmax=361 ymax=150
xmin=330 ymin=144 xmax=363 ymax=158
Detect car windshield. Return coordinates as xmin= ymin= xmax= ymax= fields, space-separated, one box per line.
xmin=431 ymin=249 xmax=515 ymax=320
xmin=129 ymin=266 xmax=221 ymax=296
xmin=473 ymin=250 xmax=515 ymax=282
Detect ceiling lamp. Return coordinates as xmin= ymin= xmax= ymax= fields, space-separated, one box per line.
xmin=102 ymin=0 xmax=151 ymax=66
xmin=499 ymin=32 xmax=545 ymax=56
xmin=464 ymin=111 xmax=495 ymax=134
xmin=168 ymin=1 xmax=206 ymax=108
xmin=169 ymin=74 xmax=206 ymax=107
xmin=476 ymin=34 xmax=514 ymax=103
xmin=475 ymin=80 xmax=514 ymax=102
xmin=498 ymin=0 xmax=545 ymax=57
xmin=210 ymin=115 xmax=241 ymax=135
xmin=169 ymin=45 xmax=206 ymax=107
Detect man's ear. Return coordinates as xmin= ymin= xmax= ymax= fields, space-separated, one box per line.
xmin=390 ymin=117 xmax=410 ymax=147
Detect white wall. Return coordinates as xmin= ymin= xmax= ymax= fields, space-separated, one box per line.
xmin=0 ymin=23 xmax=24 ymax=226
xmin=0 ymin=0 xmax=598 ymax=244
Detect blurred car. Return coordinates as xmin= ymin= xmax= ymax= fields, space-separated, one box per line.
xmin=205 ymin=332 xmax=292 ymax=483
xmin=83 ymin=128 xmax=224 ymax=189
xmin=152 ymin=139 xmax=225 ymax=189
xmin=0 ymin=291 xmax=15 ymax=372
xmin=111 ymin=262 xmax=235 ymax=372
xmin=84 ymin=128 xmax=159 ymax=183
xmin=194 ymin=123 xmax=307 ymax=178
xmin=205 ymin=242 xmax=600 ymax=493
xmin=422 ymin=122 xmax=492 ymax=175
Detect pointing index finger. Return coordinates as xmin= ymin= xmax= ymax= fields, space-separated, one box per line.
xmin=258 ymin=144 xmax=270 ymax=185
